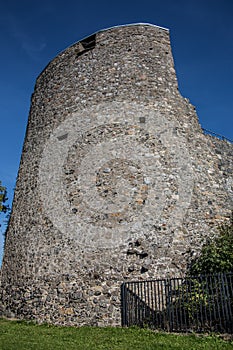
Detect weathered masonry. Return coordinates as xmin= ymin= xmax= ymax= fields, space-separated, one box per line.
xmin=0 ymin=23 xmax=232 ymax=326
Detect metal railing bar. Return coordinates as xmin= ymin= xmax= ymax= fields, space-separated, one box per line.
xmin=121 ymin=272 xmax=233 ymax=333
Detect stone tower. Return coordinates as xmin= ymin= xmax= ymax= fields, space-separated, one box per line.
xmin=0 ymin=24 xmax=232 ymax=326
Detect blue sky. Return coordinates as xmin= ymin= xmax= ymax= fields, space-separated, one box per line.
xmin=0 ymin=0 xmax=233 ymax=264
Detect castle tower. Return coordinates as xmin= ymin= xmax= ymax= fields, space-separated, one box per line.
xmin=0 ymin=24 xmax=232 ymax=326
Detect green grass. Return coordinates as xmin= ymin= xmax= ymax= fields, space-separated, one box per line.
xmin=0 ymin=318 xmax=232 ymax=350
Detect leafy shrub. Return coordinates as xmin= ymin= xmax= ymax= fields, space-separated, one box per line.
xmin=167 ymin=215 xmax=233 ymax=332
xmin=189 ymin=213 xmax=233 ymax=275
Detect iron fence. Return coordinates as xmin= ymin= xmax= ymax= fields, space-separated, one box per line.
xmin=121 ymin=273 xmax=233 ymax=333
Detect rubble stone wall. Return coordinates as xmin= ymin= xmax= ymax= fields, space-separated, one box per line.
xmin=0 ymin=24 xmax=232 ymax=326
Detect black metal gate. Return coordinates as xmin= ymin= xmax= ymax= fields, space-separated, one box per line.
xmin=121 ymin=273 xmax=233 ymax=333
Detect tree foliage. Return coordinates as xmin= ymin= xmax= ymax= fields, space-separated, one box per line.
xmin=0 ymin=181 xmax=9 ymax=214
xmin=0 ymin=180 xmax=10 ymax=232
xmin=189 ymin=213 xmax=233 ymax=275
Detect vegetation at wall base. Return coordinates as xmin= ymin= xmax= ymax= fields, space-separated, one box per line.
xmin=0 ymin=318 xmax=232 ymax=350
xmin=165 ymin=214 xmax=233 ymax=335
xmin=188 ymin=213 xmax=233 ymax=275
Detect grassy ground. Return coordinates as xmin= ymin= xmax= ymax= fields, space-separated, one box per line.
xmin=0 ymin=318 xmax=232 ymax=350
